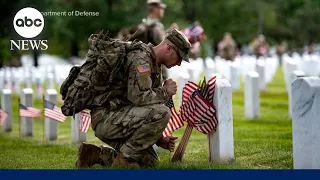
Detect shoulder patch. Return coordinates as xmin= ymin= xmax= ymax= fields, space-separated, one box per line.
xmin=137 ymin=64 xmax=150 ymax=73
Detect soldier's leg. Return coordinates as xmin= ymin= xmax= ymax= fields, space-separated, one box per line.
xmin=119 ymin=104 xmax=170 ymax=167
xmin=94 ymin=104 xmax=170 ymax=167
xmin=75 ymin=107 xmax=131 ymax=168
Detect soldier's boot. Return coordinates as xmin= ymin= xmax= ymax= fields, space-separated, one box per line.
xmin=112 ymin=152 xmax=139 ymax=168
xmin=75 ymin=143 xmax=117 ymax=168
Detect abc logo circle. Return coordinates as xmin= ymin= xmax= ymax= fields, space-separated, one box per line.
xmin=13 ymin=7 xmax=44 ymax=38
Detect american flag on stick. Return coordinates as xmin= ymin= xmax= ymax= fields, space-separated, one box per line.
xmin=180 ymin=77 xmax=218 ymax=134
xmin=80 ymin=109 xmax=91 ymax=133
xmin=162 ymin=97 xmax=184 ymax=137
xmin=44 ymin=100 xmax=66 ymax=122
xmin=207 ymin=76 xmax=217 ymax=104
xmin=184 ymin=90 xmax=217 ymax=134
xmin=0 ymin=108 xmax=8 ymax=127
xmin=172 ymin=76 xmax=218 ymax=162
xmin=182 ymin=81 xmax=198 ymax=102
xmin=19 ymin=104 xmax=41 ymax=118
xmin=181 ymin=22 xmax=206 ymax=44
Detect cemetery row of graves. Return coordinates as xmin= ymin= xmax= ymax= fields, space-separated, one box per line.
xmin=0 ymin=53 xmax=319 ymax=169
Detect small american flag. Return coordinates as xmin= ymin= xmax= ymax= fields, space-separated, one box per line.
xmin=179 ymin=81 xmax=198 ymax=122
xmin=162 ymin=97 xmax=184 ymax=137
xmin=182 ymin=81 xmax=198 ymax=102
xmin=182 ymin=22 xmax=206 ymax=44
xmin=0 ymin=108 xmax=8 ymax=127
xmin=207 ymin=76 xmax=217 ymax=104
xmin=189 ymin=91 xmax=217 ymax=134
xmin=19 ymin=104 xmax=41 ymax=118
xmin=44 ymin=100 xmax=66 ymax=122
xmin=80 ymin=109 xmax=91 ymax=133
xmin=179 ymin=76 xmax=218 ymax=134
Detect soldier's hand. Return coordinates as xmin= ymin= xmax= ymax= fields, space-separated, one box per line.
xmin=164 ymin=78 xmax=177 ymax=96
xmin=170 ymin=23 xmax=179 ymax=30
xmin=156 ymin=136 xmax=178 ymax=152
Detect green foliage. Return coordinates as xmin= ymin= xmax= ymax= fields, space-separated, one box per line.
xmin=1 ymin=0 xmax=320 ymax=62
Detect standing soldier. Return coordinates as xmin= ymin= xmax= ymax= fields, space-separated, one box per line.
xmin=252 ymin=34 xmax=269 ymax=58
xmin=126 ymin=0 xmax=178 ymax=81
xmin=218 ymin=32 xmax=238 ymax=61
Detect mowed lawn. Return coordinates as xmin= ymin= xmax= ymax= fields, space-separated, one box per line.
xmin=0 ymin=67 xmax=292 ymax=169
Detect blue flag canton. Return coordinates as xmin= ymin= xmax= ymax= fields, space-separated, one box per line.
xmin=44 ymin=100 xmax=55 ymax=110
xmin=166 ymin=98 xmax=174 ymax=108
xmin=192 ymin=90 xmax=200 ymax=97
xmin=19 ymin=104 xmax=28 ymax=110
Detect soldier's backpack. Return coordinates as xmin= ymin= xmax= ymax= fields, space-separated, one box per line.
xmin=60 ymin=30 xmax=144 ymax=116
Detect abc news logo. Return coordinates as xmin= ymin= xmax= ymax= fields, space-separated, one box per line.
xmin=16 ymin=16 xmax=42 ymax=27
xmin=10 ymin=7 xmax=48 ymax=51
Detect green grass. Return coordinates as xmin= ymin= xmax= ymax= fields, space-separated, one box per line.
xmin=0 ymin=67 xmax=292 ymax=169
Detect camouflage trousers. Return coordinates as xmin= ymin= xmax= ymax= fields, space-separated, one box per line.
xmin=92 ymin=104 xmax=170 ymax=167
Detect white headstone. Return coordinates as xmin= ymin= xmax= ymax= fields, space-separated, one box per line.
xmin=245 ymin=71 xmax=260 ymax=119
xmin=72 ymin=113 xmax=86 ymax=144
xmin=35 ymin=76 xmax=42 ymax=99
xmin=208 ymin=79 xmax=234 ymax=162
xmin=288 ymin=70 xmax=305 ymax=118
xmin=0 ymin=71 xmax=4 ymax=90
xmin=210 ymin=73 xmax=223 ymax=79
xmin=230 ymin=63 xmax=240 ymax=91
xmin=20 ymin=88 xmax=34 ymax=137
xmin=285 ymin=61 xmax=298 ymax=91
xmin=24 ymin=75 xmax=32 ymax=89
xmin=256 ymin=61 xmax=266 ymax=91
xmin=47 ymin=73 xmax=55 ymax=89
xmin=292 ymin=77 xmax=320 ymax=169
xmin=205 ymin=57 xmax=215 ymax=79
xmin=45 ymin=89 xmax=58 ymax=141
xmin=1 ymin=89 xmax=12 ymax=132
xmin=177 ymin=72 xmax=190 ymax=108
xmin=12 ymin=73 xmax=20 ymax=95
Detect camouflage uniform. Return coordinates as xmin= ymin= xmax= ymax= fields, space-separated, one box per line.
xmin=144 ymin=16 xmax=169 ymax=81
xmin=220 ymin=41 xmax=237 ymax=61
xmin=76 ymin=29 xmax=191 ymax=168
xmin=218 ymin=33 xmax=237 ymax=61
xmin=145 ymin=16 xmax=165 ymax=46
xmin=91 ymin=42 xmax=170 ymax=166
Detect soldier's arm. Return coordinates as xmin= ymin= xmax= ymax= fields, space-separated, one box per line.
xmin=127 ymin=54 xmax=169 ymax=106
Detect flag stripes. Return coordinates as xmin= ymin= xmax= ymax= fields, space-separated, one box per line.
xmin=19 ymin=104 xmax=41 ymax=118
xmin=44 ymin=100 xmax=66 ymax=122
xmin=0 ymin=109 xmax=8 ymax=126
xmin=182 ymin=81 xmax=198 ymax=102
xmin=179 ymin=76 xmax=218 ymax=134
xmin=80 ymin=110 xmax=91 ymax=133
xmin=207 ymin=76 xmax=216 ymax=104
xmin=163 ymin=97 xmax=184 ymax=137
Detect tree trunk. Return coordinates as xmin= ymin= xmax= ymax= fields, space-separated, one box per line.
xmin=106 ymin=0 xmax=114 ymax=14
xmin=33 ymin=50 xmax=39 ymax=67
xmin=257 ymin=2 xmax=264 ymax=35
xmin=71 ymin=41 xmax=79 ymax=57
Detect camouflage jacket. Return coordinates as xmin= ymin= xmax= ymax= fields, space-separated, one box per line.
xmin=90 ymin=42 xmax=169 ymax=126
xmin=144 ymin=16 xmax=165 ymax=45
